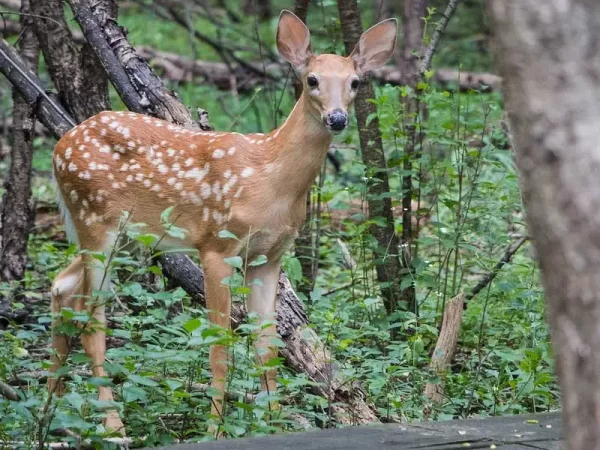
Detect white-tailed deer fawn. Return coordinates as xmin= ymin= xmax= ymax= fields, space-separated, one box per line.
xmin=49 ymin=10 xmax=397 ymax=435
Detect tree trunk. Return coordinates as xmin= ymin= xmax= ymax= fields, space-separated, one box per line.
xmin=0 ymin=0 xmax=38 ymax=284
xmin=397 ymin=0 xmax=426 ymax=86
xmin=30 ymin=0 xmax=111 ymax=122
xmin=489 ymin=1 xmax=600 ymax=449
xmin=243 ymin=0 xmax=271 ymax=22
xmin=337 ymin=0 xmax=409 ymax=315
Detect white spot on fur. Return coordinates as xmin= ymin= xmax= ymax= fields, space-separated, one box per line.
xmin=79 ymin=171 xmax=91 ymax=180
xmin=212 ymin=149 xmax=225 ymax=159
xmin=185 ymin=157 xmax=194 ymax=167
xmin=185 ymin=163 xmax=209 ymax=182
xmin=241 ymin=167 xmax=254 ymax=178
xmin=222 ymin=175 xmax=237 ymax=195
xmin=213 ymin=181 xmax=222 ymax=201
xmin=200 ymin=182 xmax=211 ymax=199
xmin=227 ymin=146 xmax=236 ymax=155
xmin=203 ymin=207 xmax=210 ymax=221
xmin=65 ymin=147 xmax=72 ymax=160
xmin=69 ymin=190 xmax=78 ymax=202
xmin=68 ymin=162 xmax=78 ymax=172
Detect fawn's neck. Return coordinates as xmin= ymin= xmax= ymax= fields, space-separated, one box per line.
xmin=262 ymin=93 xmax=333 ymax=197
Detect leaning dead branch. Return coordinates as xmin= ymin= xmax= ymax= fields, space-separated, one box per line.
xmin=424 ymin=293 xmax=465 ymax=404
xmin=466 ymin=236 xmax=528 ymax=301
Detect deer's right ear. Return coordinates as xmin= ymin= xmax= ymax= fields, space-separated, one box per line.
xmin=277 ymin=10 xmax=312 ymax=70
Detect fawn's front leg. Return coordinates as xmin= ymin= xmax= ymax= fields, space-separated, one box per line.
xmin=202 ymin=251 xmax=234 ymax=425
xmin=246 ymin=260 xmax=280 ymax=405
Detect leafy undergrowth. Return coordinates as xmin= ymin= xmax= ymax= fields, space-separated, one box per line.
xmin=0 ymin=75 xmax=559 ymax=449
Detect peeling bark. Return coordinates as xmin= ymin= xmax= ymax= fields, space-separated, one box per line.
xmin=30 ymin=0 xmax=110 ymax=122
xmin=0 ymin=0 xmax=38 ymax=285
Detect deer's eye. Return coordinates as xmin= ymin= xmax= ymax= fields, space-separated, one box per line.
xmin=351 ymin=78 xmax=360 ymax=90
xmin=307 ymin=75 xmax=319 ymax=88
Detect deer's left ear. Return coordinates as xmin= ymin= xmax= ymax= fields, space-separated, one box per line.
xmin=349 ymin=18 xmax=398 ymax=75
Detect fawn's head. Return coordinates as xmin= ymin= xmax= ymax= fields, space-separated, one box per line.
xmin=277 ymin=10 xmax=397 ymax=134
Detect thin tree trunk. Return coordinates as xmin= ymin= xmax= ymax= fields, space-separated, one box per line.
xmin=0 ymin=0 xmax=38 ymax=284
xmin=291 ymin=0 xmax=316 ymax=297
xmin=489 ymin=1 xmax=600 ymax=449
xmin=398 ymin=0 xmax=426 ymax=316
xmin=337 ymin=0 xmax=408 ymax=315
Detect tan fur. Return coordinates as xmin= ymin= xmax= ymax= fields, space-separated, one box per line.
xmin=49 ymin=10 xmax=397 ymax=435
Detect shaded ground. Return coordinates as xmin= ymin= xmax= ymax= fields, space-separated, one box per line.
xmin=147 ymin=412 xmax=562 ymax=450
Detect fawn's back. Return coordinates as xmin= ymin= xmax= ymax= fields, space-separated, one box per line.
xmin=52 ymin=110 xmax=310 ymax=256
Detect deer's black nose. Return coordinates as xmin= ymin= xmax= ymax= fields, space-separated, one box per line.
xmin=327 ymin=109 xmax=348 ymax=131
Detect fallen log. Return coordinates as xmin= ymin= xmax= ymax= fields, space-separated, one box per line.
xmin=1 ymin=14 xmax=500 ymax=95
xmin=136 ymin=46 xmax=503 ymax=93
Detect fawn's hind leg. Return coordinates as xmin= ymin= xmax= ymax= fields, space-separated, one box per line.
xmin=49 ymin=253 xmax=125 ymax=435
xmin=80 ymin=254 xmax=124 ymax=435
xmin=49 ymin=255 xmax=84 ymax=396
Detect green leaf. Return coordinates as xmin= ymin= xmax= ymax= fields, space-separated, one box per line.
xmin=129 ymin=374 xmax=159 ymax=387
xmin=71 ymin=352 xmax=89 ymax=364
xmin=65 ymin=392 xmax=85 ymax=413
xmin=223 ymin=256 xmax=243 ymax=269
xmin=160 ymin=205 xmax=176 ymax=223
xmin=87 ymin=377 xmax=113 ymax=387
xmin=218 ymin=230 xmax=239 ymax=240
xmin=123 ymin=385 xmax=147 ymax=403
xmin=165 ymin=225 xmax=187 ymax=240
xmin=164 ymin=379 xmax=183 ymax=391
xmin=183 ymin=318 xmax=202 ymax=333
xmin=136 ymin=234 xmax=158 ymax=247
xmin=283 ymin=256 xmax=302 ymax=283
xmin=248 ymin=254 xmax=268 ymax=266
